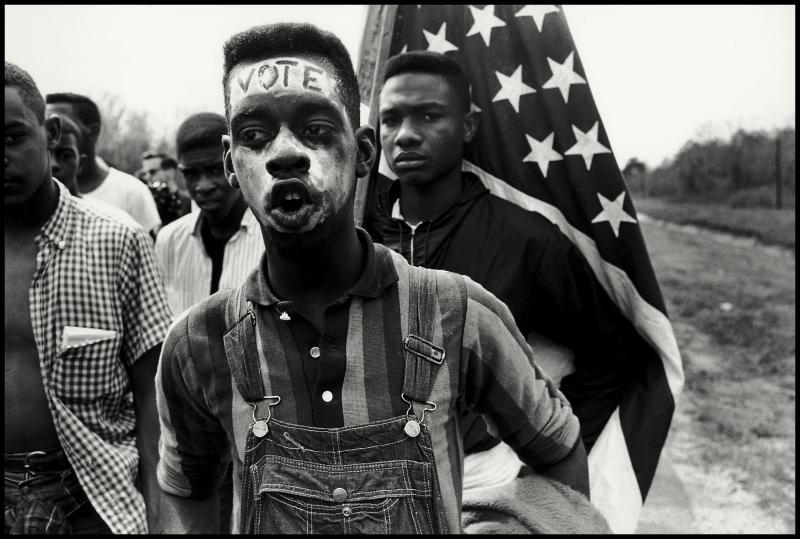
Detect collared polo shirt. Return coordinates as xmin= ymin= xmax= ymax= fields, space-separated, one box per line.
xmin=155 ymin=228 xmax=580 ymax=532
xmin=28 ymin=180 xmax=172 ymax=533
xmin=154 ymin=208 xmax=264 ymax=318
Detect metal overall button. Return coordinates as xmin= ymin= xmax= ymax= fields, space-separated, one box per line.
xmin=404 ymin=420 xmax=421 ymax=438
xmin=252 ymin=420 xmax=269 ymax=438
xmin=250 ymin=396 xmax=281 ymax=438
xmin=342 ymin=506 xmax=352 ymax=517
xmin=332 ymin=487 xmax=348 ymax=503
xmin=401 ymin=394 xmax=436 ymax=438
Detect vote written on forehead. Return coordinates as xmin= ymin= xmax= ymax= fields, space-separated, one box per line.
xmin=231 ymin=58 xmax=338 ymax=104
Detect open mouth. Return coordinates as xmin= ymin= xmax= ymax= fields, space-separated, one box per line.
xmin=269 ymin=178 xmax=317 ymax=230
xmin=271 ymin=179 xmax=312 ymax=212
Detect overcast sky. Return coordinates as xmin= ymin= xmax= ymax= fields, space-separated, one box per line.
xmin=5 ymin=4 xmax=795 ymax=167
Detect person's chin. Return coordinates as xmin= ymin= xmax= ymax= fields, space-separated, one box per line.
xmin=395 ymin=169 xmax=437 ymax=186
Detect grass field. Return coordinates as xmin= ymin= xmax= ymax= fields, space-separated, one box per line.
xmin=632 ymin=197 xmax=796 ymax=249
xmin=640 ymin=218 xmax=795 ymax=532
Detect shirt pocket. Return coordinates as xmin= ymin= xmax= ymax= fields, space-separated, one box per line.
xmin=52 ymin=335 xmax=125 ymax=405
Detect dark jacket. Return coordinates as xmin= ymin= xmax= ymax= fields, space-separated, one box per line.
xmin=366 ymin=172 xmax=652 ymax=454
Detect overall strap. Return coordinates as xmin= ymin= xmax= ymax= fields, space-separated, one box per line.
xmin=402 ymin=266 xmax=446 ymax=405
xmin=223 ymin=286 xmax=266 ymax=402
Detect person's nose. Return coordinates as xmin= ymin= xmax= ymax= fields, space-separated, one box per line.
xmin=394 ymin=118 xmax=422 ymax=149
xmin=266 ymin=127 xmax=311 ymax=178
xmin=193 ymin=174 xmax=217 ymax=196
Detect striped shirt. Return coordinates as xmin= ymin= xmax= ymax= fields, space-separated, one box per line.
xmin=154 ymin=208 xmax=264 ymax=318
xmin=155 ymin=228 xmax=580 ymax=532
xmin=29 ymin=180 xmax=172 ymax=533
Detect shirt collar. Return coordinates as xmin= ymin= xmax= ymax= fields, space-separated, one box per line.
xmin=37 ymin=179 xmax=74 ymax=251
xmin=191 ymin=207 xmax=258 ymax=237
xmin=244 ymin=227 xmax=398 ymax=307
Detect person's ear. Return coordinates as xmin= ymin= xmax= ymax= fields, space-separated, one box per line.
xmin=45 ymin=114 xmax=62 ymax=150
xmin=77 ymin=154 xmax=88 ymax=175
xmin=222 ymin=135 xmax=238 ymax=189
xmin=354 ymin=126 xmax=377 ymax=179
xmin=463 ymin=110 xmax=480 ymax=144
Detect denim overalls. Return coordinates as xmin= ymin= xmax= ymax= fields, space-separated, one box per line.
xmin=222 ymin=269 xmax=450 ymax=534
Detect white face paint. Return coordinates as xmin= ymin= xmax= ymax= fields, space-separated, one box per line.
xmin=226 ymin=55 xmax=358 ymax=239
xmin=228 ymin=57 xmax=339 ymax=112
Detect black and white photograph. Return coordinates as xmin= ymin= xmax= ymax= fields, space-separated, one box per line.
xmin=5 ymin=4 xmax=794 ymax=534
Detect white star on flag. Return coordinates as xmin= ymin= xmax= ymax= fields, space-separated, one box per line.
xmin=516 ymin=4 xmax=560 ymax=32
xmin=492 ymin=65 xmax=536 ymax=113
xmin=542 ymin=51 xmax=586 ymax=103
xmin=564 ymin=121 xmax=611 ymax=169
xmin=467 ymin=5 xmax=506 ymax=47
xmin=423 ymin=23 xmax=458 ymax=54
xmin=592 ymin=192 xmax=637 ymax=237
xmin=523 ymin=132 xmax=563 ymax=177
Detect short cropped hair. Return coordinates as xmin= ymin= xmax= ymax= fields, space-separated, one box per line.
xmin=45 ymin=92 xmax=101 ymax=127
xmin=382 ymin=51 xmax=471 ymax=112
xmin=5 ymin=62 xmax=45 ymax=124
xmin=222 ymin=22 xmax=360 ymax=130
xmin=176 ymin=112 xmax=228 ymax=159
xmin=160 ymin=157 xmax=177 ymax=170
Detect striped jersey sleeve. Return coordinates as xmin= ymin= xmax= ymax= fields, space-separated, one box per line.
xmin=155 ymin=297 xmax=232 ymax=498
xmin=458 ymin=275 xmax=581 ymax=467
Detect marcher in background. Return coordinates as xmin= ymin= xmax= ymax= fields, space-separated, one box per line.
xmin=45 ymin=92 xmax=161 ymax=235
xmin=140 ymin=150 xmax=166 ymax=185
xmin=153 ymin=22 xmax=588 ymax=534
xmin=5 ymin=61 xmax=171 ymax=533
xmin=149 ymin=156 xmax=193 ymax=228
xmin=366 ymin=50 xmax=648 ymax=497
xmin=154 ymin=112 xmax=262 ymax=318
xmin=49 ymin=113 xmax=139 ymax=228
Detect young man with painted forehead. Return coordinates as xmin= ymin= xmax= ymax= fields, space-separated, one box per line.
xmin=154 ymin=22 xmax=588 ymax=534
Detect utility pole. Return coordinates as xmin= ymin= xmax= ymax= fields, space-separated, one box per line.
xmin=775 ymin=135 xmax=782 ymax=209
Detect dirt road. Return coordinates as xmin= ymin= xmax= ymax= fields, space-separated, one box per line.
xmin=634 ymin=218 xmax=795 ymax=534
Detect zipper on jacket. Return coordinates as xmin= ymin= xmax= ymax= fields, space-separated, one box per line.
xmin=407 ymin=222 xmax=422 ymax=265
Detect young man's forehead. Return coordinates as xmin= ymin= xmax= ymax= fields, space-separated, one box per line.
xmin=228 ymin=56 xmax=342 ymax=112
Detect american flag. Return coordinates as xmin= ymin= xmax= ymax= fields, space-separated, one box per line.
xmin=356 ymin=4 xmax=684 ymax=532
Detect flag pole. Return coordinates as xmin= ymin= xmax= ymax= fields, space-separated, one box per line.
xmin=354 ymin=4 xmax=397 ymax=227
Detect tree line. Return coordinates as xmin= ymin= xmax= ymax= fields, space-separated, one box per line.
xmin=624 ymin=127 xmax=795 ymax=208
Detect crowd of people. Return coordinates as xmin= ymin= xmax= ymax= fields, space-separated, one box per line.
xmin=5 ymin=21 xmax=625 ymax=534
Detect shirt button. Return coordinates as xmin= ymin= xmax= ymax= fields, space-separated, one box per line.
xmin=321 ymin=390 xmax=333 ymax=403
xmin=310 ymin=346 xmax=321 ymax=358
xmin=332 ymin=487 xmax=348 ymax=503
xmin=58 ymin=240 xmax=66 ymax=249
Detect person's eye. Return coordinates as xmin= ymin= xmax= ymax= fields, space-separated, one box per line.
xmin=5 ymin=131 xmax=24 ymax=144
xmin=180 ymin=169 xmax=199 ymax=181
xmin=422 ymin=112 xmax=442 ymax=122
xmin=239 ymin=128 xmax=270 ymax=145
xmin=303 ymin=123 xmax=333 ymax=138
xmin=207 ymin=163 xmax=225 ymax=176
xmin=380 ymin=115 xmax=398 ymax=127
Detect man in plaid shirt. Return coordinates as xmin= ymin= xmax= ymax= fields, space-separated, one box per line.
xmin=4 ymin=61 xmax=172 ymax=533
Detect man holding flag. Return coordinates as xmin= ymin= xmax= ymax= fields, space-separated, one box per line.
xmin=359 ymin=5 xmax=683 ymax=533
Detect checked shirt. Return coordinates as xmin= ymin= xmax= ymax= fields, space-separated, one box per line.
xmin=27 ymin=180 xmax=171 ymax=533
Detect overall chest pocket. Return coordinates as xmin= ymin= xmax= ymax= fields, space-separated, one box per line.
xmin=52 ymin=337 xmax=124 ymax=404
xmin=252 ymin=455 xmax=437 ymax=534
